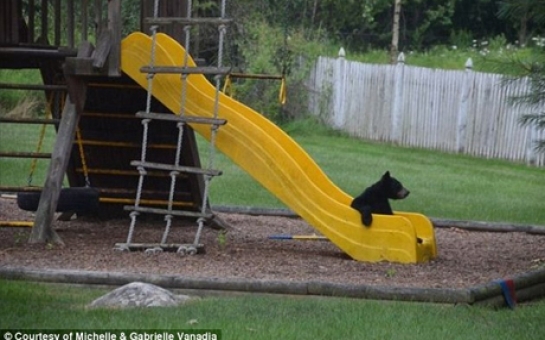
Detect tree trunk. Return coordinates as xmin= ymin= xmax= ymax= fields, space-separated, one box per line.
xmin=391 ymin=0 xmax=402 ymax=64
xmin=519 ymin=15 xmax=528 ymax=46
xmin=311 ymin=0 xmax=319 ymax=27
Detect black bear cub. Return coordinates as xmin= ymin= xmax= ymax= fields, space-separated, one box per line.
xmin=350 ymin=171 xmax=410 ymax=227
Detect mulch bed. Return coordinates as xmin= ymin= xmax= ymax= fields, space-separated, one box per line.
xmin=1 ymin=196 xmax=544 ymax=290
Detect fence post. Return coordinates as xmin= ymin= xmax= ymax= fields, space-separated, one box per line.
xmin=527 ymin=125 xmax=538 ymax=165
xmin=333 ymin=47 xmax=347 ymax=129
xmin=456 ymin=58 xmax=473 ymax=153
xmin=526 ymin=101 xmax=543 ymax=165
xmin=391 ymin=52 xmax=405 ymax=142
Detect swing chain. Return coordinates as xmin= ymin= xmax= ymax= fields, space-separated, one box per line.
xmin=27 ymin=93 xmax=56 ymax=186
xmin=75 ymin=127 xmax=91 ymax=187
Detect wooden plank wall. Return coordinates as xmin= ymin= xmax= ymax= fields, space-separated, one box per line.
xmin=308 ymin=54 xmax=545 ymax=166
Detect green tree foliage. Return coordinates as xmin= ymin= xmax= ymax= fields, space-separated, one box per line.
xmin=226 ymin=0 xmax=536 ymax=52
xmin=498 ymin=0 xmax=545 ymax=152
xmin=498 ymin=0 xmax=545 ymax=46
xmin=513 ymin=51 xmax=545 ymax=152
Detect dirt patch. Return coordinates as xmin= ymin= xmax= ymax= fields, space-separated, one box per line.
xmin=1 ymin=197 xmax=544 ymax=289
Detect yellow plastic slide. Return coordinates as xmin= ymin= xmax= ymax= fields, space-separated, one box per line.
xmin=121 ymin=32 xmax=437 ymax=263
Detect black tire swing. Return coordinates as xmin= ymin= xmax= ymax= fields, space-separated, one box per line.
xmin=17 ymin=124 xmax=99 ymax=214
xmin=17 ymin=187 xmax=99 ymax=213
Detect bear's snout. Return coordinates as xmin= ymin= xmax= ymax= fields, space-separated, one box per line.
xmin=398 ymin=189 xmax=410 ymax=199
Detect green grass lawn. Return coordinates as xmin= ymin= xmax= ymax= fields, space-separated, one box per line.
xmin=1 ymin=280 xmax=545 ymax=340
xmin=0 ymin=123 xmax=56 ymax=187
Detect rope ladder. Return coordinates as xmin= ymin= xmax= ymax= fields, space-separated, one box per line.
xmin=114 ymin=0 xmax=229 ymax=255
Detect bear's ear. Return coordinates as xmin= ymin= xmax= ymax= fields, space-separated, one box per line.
xmin=382 ymin=171 xmax=391 ymax=179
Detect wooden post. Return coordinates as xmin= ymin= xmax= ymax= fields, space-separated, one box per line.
xmin=67 ymin=0 xmax=75 ymax=48
xmin=107 ymin=0 xmax=122 ymax=76
xmin=29 ymin=44 xmax=90 ymax=244
xmin=391 ymin=53 xmax=405 ymax=143
xmin=141 ymin=0 xmax=188 ymax=45
xmin=29 ymin=99 xmax=78 ymax=244
xmin=54 ymin=0 xmax=61 ymax=46
xmin=332 ymin=47 xmax=347 ymax=129
xmin=95 ymin=0 xmax=103 ymax=37
xmin=40 ymin=0 xmax=47 ymax=43
xmin=526 ymin=92 xmax=540 ymax=165
xmin=29 ymin=0 xmax=35 ymax=43
xmin=82 ymin=0 xmax=89 ymax=42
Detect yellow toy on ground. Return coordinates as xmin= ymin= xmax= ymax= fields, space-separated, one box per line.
xmin=121 ymin=32 xmax=437 ymax=264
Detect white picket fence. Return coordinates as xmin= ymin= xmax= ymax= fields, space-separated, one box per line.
xmin=307 ymin=52 xmax=545 ymax=166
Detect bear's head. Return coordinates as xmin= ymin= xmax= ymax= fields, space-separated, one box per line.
xmin=380 ymin=171 xmax=410 ymax=200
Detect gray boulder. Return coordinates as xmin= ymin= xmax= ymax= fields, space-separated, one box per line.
xmin=89 ymin=282 xmax=196 ymax=308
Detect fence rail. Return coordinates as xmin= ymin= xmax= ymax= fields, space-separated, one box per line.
xmin=307 ymin=53 xmax=545 ymax=166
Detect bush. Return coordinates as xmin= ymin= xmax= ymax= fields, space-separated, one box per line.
xmin=228 ymin=19 xmax=331 ymax=124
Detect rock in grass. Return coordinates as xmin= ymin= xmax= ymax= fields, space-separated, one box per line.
xmin=89 ymin=282 xmax=196 ymax=308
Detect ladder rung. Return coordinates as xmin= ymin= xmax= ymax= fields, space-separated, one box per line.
xmin=144 ymin=17 xmax=232 ymax=26
xmin=131 ymin=161 xmax=222 ymax=177
xmin=136 ymin=111 xmax=227 ymax=126
xmin=81 ymin=112 xmax=141 ymax=119
xmin=73 ymin=139 xmax=176 ymax=149
xmin=140 ymin=66 xmax=231 ymax=76
xmin=0 ymin=118 xmax=60 ymax=125
xmin=101 ymin=197 xmax=194 ymax=208
xmin=0 ymin=83 xmax=67 ymax=91
xmin=113 ymin=243 xmax=205 ymax=253
xmin=230 ymin=73 xmax=284 ymax=80
xmin=0 ymin=152 xmax=51 ymax=159
xmin=98 ymin=187 xmax=191 ymax=197
xmin=87 ymin=82 xmax=142 ymax=90
xmin=124 ymin=205 xmax=213 ymax=219
xmin=75 ymin=168 xmax=184 ymax=178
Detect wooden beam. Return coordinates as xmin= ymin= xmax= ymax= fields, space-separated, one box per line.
xmin=0 ymin=83 xmax=67 ymax=91
xmin=30 ymin=43 xmax=91 ymax=244
xmin=92 ymin=30 xmax=112 ymax=69
xmin=29 ymin=0 xmax=35 ymax=43
xmin=40 ymin=0 xmax=47 ymax=44
xmin=130 ymin=160 xmax=223 ymax=177
xmin=124 ymin=206 xmax=213 ymax=219
xmin=140 ymin=66 xmax=232 ymax=75
xmin=107 ymin=0 xmax=122 ymax=76
xmin=135 ymin=111 xmax=227 ymax=125
xmin=144 ymin=17 xmax=233 ymax=26
xmin=0 ymin=152 xmax=51 ymax=159
xmin=29 ymin=98 xmax=78 ymax=244
xmin=64 ymin=57 xmax=103 ymax=76
xmin=81 ymin=0 xmax=88 ymax=42
xmin=54 ymin=0 xmax=61 ymax=46
xmin=0 ymin=186 xmax=43 ymax=192
xmin=95 ymin=0 xmax=103 ymax=37
xmin=0 ymin=118 xmax=60 ymax=124
xmin=67 ymin=0 xmax=75 ymax=48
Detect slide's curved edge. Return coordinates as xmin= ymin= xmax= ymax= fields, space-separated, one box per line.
xmin=120 ymin=32 xmax=437 ymax=263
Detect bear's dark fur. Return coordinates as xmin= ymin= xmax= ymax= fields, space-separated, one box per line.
xmin=350 ymin=171 xmax=410 ymax=227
